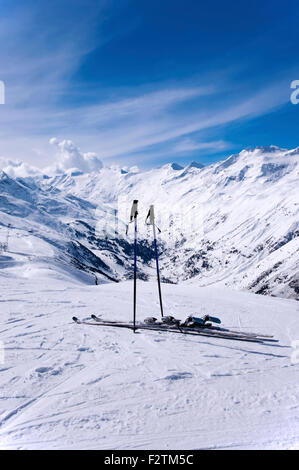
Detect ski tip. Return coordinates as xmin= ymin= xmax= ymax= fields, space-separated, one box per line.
xmin=91 ymin=314 xmax=102 ymax=321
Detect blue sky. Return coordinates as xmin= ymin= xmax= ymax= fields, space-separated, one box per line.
xmin=0 ymin=0 xmax=298 ymax=169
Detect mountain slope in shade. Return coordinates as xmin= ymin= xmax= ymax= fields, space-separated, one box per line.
xmin=0 ymin=171 xmax=155 ymax=284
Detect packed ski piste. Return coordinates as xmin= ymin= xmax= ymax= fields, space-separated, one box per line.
xmin=73 ymin=201 xmax=278 ymax=345
xmin=0 ymin=199 xmax=298 ymax=450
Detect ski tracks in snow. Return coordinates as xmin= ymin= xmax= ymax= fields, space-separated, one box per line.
xmin=0 ymin=279 xmax=298 ymax=449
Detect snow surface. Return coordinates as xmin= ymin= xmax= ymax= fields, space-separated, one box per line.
xmin=0 ymin=271 xmax=298 ymax=450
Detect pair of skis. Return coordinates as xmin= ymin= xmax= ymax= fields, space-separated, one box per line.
xmin=72 ymin=315 xmax=277 ymax=344
xmin=126 ymin=201 xmax=163 ymax=332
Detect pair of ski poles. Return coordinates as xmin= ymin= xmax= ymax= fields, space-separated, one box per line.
xmin=126 ymin=200 xmax=163 ymax=332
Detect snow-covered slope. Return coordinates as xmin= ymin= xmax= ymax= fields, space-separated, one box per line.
xmin=0 ymin=171 xmax=156 ymax=284
xmin=0 ymin=276 xmax=298 ymax=449
xmin=1 ymin=145 xmax=298 ymax=299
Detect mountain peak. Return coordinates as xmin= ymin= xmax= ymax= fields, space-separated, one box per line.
xmin=0 ymin=170 xmax=11 ymax=181
xmin=244 ymin=145 xmax=283 ymax=154
xmin=187 ymin=161 xmax=205 ymax=169
xmin=0 ymin=169 xmax=7 ymax=178
xmin=170 ymin=163 xmax=184 ymax=170
xmin=161 ymin=162 xmax=184 ymax=171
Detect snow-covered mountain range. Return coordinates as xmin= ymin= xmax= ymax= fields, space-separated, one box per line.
xmin=0 ymin=144 xmax=298 ymax=299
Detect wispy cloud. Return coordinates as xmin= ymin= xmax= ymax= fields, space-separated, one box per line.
xmin=0 ymin=2 xmax=103 ymax=103
xmin=74 ymin=78 xmax=288 ymax=162
xmin=172 ymin=138 xmax=230 ymax=154
xmin=0 ymin=1 xmax=293 ymax=168
xmin=79 ymin=86 xmax=214 ymax=124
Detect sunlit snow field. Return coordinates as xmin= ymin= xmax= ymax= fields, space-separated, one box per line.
xmin=0 ymin=265 xmax=298 ymax=450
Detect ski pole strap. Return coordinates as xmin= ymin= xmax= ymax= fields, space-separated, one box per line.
xmin=145 ymin=204 xmax=155 ymax=225
xmin=145 ymin=205 xmax=161 ymax=233
xmin=126 ymin=200 xmax=138 ymax=235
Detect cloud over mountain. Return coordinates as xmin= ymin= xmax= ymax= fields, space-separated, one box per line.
xmin=49 ymin=138 xmax=103 ymax=173
xmin=0 ymin=157 xmax=42 ymax=178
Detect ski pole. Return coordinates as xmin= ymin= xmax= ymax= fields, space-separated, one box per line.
xmin=146 ymin=205 xmax=164 ymax=318
xmin=127 ymin=200 xmax=139 ymax=332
